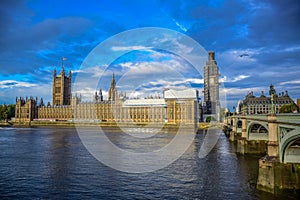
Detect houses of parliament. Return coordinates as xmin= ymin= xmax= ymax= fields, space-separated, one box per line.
xmin=15 ymin=68 xmax=200 ymax=125
xmin=15 ymin=51 xmax=223 ymax=125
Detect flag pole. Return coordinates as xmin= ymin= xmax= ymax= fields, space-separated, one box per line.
xmin=61 ymin=57 xmax=67 ymax=69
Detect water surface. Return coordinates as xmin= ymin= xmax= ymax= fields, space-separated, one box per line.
xmin=0 ymin=127 xmax=298 ymax=199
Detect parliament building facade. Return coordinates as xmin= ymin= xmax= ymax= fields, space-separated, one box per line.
xmin=15 ymin=67 xmax=202 ymax=126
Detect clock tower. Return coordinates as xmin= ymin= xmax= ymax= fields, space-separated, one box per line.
xmin=203 ymin=51 xmax=220 ymax=117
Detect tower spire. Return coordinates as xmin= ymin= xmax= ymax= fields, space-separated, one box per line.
xmin=111 ymin=72 xmax=115 ymax=84
xmin=108 ymin=73 xmax=117 ymax=101
xmin=53 ymin=68 xmax=56 ymax=79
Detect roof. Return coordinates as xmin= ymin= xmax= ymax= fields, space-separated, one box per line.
xmin=122 ymin=98 xmax=166 ymax=107
xmin=164 ymin=88 xmax=199 ymax=99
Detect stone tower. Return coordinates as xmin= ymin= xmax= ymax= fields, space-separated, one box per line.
xmin=203 ymin=51 xmax=220 ymax=115
xmin=52 ymin=66 xmax=72 ymax=106
xmin=108 ymin=73 xmax=117 ymax=101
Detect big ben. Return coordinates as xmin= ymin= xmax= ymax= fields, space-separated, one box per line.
xmin=203 ymin=51 xmax=220 ymax=117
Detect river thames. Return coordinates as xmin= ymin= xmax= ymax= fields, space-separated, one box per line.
xmin=0 ymin=127 xmax=298 ymax=199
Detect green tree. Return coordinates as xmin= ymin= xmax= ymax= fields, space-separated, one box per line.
xmin=205 ymin=116 xmax=216 ymax=122
xmin=280 ymin=103 xmax=299 ymax=113
xmin=0 ymin=104 xmax=15 ymax=121
xmin=0 ymin=105 xmax=8 ymax=121
xmin=7 ymin=104 xmax=15 ymax=118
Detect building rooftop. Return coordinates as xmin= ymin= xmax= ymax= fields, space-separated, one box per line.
xmin=164 ymin=88 xmax=199 ymax=99
xmin=122 ymin=98 xmax=166 ymax=107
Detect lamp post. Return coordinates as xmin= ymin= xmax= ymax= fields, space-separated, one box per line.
xmin=270 ymin=94 xmax=275 ymax=115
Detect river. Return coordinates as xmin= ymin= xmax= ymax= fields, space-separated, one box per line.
xmin=0 ymin=127 xmax=298 ymax=199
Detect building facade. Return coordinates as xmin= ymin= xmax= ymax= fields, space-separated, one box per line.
xmin=15 ymin=96 xmax=38 ymax=122
xmin=15 ymin=68 xmax=201 ymax=125
xmin=240 ymin=84 xmax=295 ymax=115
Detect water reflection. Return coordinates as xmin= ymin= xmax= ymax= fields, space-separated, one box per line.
xmin=49 ymin=129 xmax=73 ymax=193
xmin=0 ymin=127 xmax=299 ymax=199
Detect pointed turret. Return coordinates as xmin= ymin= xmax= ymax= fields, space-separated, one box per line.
xmin=61 ymin=65 xmax=65 ymax=76
xmin=53 ymin=68 xmax=56 ymax=78
xmin=99 ymin=88 xmax=103 ymax=101
xmin=108 ymin=73 xmax=117 ymax=101
xmin=111 ymin=72 xmax=115 ymax=84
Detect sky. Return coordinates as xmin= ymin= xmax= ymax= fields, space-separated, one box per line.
xmin=0 ymin=0 xmax=300 ymax=110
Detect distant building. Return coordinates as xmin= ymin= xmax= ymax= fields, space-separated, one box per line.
xmin=203 ymin=51 xmax=220 ymax=120
xmin=240 ymin=84 xmax=295 ymax=115
xmin=15 ymin=67 xmax=201 ymax=125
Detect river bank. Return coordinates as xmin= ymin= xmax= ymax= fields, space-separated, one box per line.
xmin=1 ymin=120 xmax=222 ymax=130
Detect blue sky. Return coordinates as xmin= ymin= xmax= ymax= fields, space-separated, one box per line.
xmin=0 ymin=0 xmax=299 ymax=110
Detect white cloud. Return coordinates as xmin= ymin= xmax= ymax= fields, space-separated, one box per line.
xmin=0 ymin=80 xmax=37 ymax=89
xmin=111 ymin=45 xmax=150 ymax=51
xmin=232 ymin=75 xmax=250 ymax=82
xmin=280 ymin=79 xmax=300 ymax=85
xmin=220 ymin=75 xmax=250 ymax=83
xmin=153 ymin=35 xmax=195 ymax=55
xmin=219 ymin=48 xmax=259 ymax=66
xmin=282 ymin=45 xmax=300 ymax=52
xmin=117 ymin=59 xmax=198 ymax=78
xmin=73 ymin=87 xmax=109 ymax=102
xmin=220 ymin=86 xmax=267 ymax=96
xmin=72 ymin=65 xmax=109 ymax=78
xmin=173 ymin=19 xmax=188 ymax=32
xmin=0 ymin=81 xmax=52 ymax=104
xmin=147 ymin=78 xmax=203 ymax=86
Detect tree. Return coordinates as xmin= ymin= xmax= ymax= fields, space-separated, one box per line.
xmin=280 ymin=103 xmax=299 ymax=113
xmin=205 ymin=116 xmax=216 ymax=122
xmin=0 ymin=105 xmax=8 ymax=121
xmin=0 ymin=104 xmax=15 ymax=121
xmin=7 ymin=104 xmax=15 ymax=118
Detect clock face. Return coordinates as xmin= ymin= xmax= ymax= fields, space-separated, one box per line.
xmin=209 ymin=77 xmax=215 ymax=84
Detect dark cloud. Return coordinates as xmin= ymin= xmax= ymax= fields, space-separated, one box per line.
xmin=0 ymin=0 xmax=93 ymax=75
xmin=0 ymin=0 xmax=300 ymax=107
xmin=248 ymin=0 xmax=300 ymax=46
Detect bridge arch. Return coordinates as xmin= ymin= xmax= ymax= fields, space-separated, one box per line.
xmin=247 ymin=121 xmax=269 ymax=140
xmin=281 ymin=135 xmax=300 ymax=163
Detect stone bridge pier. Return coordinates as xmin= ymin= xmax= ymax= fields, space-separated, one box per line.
xmin=256 ymin=114 xmax=300 ymax=194
xmin=229 ymin=117 xmax=237 ymax=142
xmin=236 ymin=116 xmax=268 ymax=155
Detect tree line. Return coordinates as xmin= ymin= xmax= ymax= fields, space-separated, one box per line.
xmin=0 ymin=104 xmax=15 ymax=121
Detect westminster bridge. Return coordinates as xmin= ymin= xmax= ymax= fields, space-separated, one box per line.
xmin=224 ymin=114 xmax=300 ymax=193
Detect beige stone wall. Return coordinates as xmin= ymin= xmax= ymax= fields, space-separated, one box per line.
xmin=38 ymin=106 xmax=72 ymax=121
xmin=16 ymin=99 xmax=197 ymax=125
xmin=15 ymin=99 xmax=38 ymax=122
xmin=166 ymin=99 xmax=196 ymax=124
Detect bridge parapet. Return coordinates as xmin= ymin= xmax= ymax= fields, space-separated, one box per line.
xmin=276 ymin=114 xmax=300 ymax=125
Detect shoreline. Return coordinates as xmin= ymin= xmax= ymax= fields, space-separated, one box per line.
xmin=0 ymin=121 xmax=223 ymax=130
